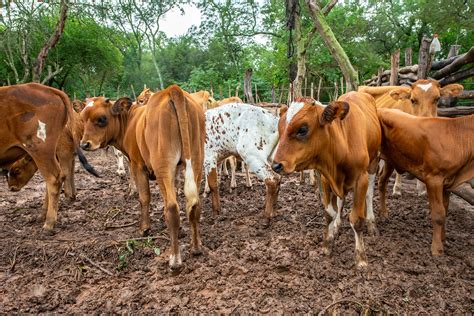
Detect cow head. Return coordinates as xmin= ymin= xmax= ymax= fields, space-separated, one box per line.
xmin=389 ymin=79 xmax=463 ymax=117
xmin=272 ymin=100 xmax=349 ymax=174
xmin=7 ymin=155 xmax=37 ymax=192
xmin=80 ymin=97 xmax=132 ymax=151
xmin=137 ymin=88 xmax=152 ymax=105
xmin=72 ymin=100 xmax=86 ymax=113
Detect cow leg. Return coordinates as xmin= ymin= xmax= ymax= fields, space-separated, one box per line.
xmin=425 ymin=178 xmax=446 ymax=256
xmin=245 ymin=155 xmax=279 ymax=224
xmin=244 ymin=163 xmax=252 ymax=188
xmin=392 ymin=171 xmax=402 ymax=196
xmin=321 ymin=179 xmax=343 ymax=256
xmin=114 ymin=147 xmax=127 ymax=177
xmin=58 ymin=149 xmax=76 ymax=202
xmin=366 ymin=159 xmax=379 ymax=236
xmin=379 ymin=161 xmax=395 ymax=219
xmin=130 ymin=162 xmax=151 ymax=236
xmin=184 ymin=159 xmax=203 ymax=256
xmin=222 ymin=158 xmax=229 ymax=176
xmin=299 ymin=171 xmax=305 ymax=184
xmin=35 ymin=156 xmax=64 ymax=232
xmin=350 ymin=172 xmax=369 ymax=267
xmin=416 ymin=180 xmax=427 ymax=196
xmin=309 ymin=170 xmax=316 ymax=186
xmin=156 ymin=169 xmax=182 ymax=270
xmin=229 ymin=156 xmax=237 ymax=192
xmin=207 ymin=167 xmax=221 ymax=215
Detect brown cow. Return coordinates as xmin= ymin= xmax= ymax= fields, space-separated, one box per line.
xmin=272 ymin=92 xmax=381 ymax=267
xmin=377 ymin=109 xmax=473 ymax=256
xmin=0 ymin=83 xmax=83 ymax=231
xmin=6 ymin=109 xmax=99 ymax=198
xmin=136 ymin=87 xmax=154 ymax=106
xmin=359 ymin=79 xmax=463 ymax=195
xmin=80 ymin=85 xmax=205 ymax=270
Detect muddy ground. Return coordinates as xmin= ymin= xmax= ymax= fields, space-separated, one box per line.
xmin=0 ymin=151 xmax=472 ymax=314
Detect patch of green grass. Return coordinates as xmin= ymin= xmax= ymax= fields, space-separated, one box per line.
xmin=116 ymin=237 xmax=161 ymax=270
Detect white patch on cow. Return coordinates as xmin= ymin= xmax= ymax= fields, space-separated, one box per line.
xmin=113 ymin=147 xmax=126 ymax=176
xmin=85 ymin=101 xmax=94 ymax=108
xmin=326 ymin=197 xmax=343 ymax=239
xmin=36 ymin=120 xmax=47 ymax=142
xmin=184 ymin=159 xmax=198 ymax=209
xmin=366 ymin=173 xmax=376 ymax=222
xmin=286 ymin=102 xmax=305 ymax=124
xmin=393 ymin=172 xmax=402 ymax=195
xmin=417 ymin=83 xmax=432 ymax=92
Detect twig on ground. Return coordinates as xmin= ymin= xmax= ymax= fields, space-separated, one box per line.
xmin=9 ymin=246 xmax=19 ymax=272
xmin=104 ymin=221 xmax=138 ymax=230
xmin=116 ymin=235 xmax=170 ymax=243
xmin=69 ymin=252 xmax=114 ymax=276
xmin=318 ymin=299 xmax=366 ymax=316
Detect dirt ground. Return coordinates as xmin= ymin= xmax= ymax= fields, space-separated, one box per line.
xmin=0 ymin=151 xmax=472 ymax=314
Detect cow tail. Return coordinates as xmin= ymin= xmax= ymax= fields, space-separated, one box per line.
xmin=58 ymin=90 xmax=101 ymax=178
xmin=169 ymin=85 xmax=198 ymax=207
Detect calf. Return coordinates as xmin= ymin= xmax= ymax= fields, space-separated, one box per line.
xmin=359 ymin=80 xmax=463 ymax=195
xmin=7 ymin=109 xmax=99 ymax=199
xmin=80 ymin=85 xmax=205 ymax=270
xmin=204 ymin=103 xmax=280 ymax=223
xmin=272 ymin=92 xmax=381 ymax=267
xmin=0 ymin=83 xmax=83 ymax=231
xmin=378 ymin=109 xmax=473 ymax=256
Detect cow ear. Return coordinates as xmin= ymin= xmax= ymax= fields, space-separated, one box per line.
xmin=279 ymin=105 xmax=288 ymax=117
xmin=111 ymin=98 xmax=133 ymax=116
xmin=319 ymin=101 xmax=349 ymax=125
xmin=389 ymin=88 xmax=411 ymax=101
xmin=440 ymin=84 xmax=463 ymax=97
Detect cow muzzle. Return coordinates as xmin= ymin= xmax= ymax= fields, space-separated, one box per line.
xmin=272 ymin=162 xmax=284 ymax=174
xmin=80 ymin=141 xmax=93 ymax=151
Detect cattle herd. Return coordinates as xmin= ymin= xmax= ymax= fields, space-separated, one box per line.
xmin=0 ymin=79 xmax=472 ymax=272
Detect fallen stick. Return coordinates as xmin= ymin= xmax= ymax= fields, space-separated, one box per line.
xmin=9 ymin=246 xmax=19 ymax=272
xmin=116 ymin=235 xmax=170 ymax=243
xmin=104 ymin=221 xmax=138 ymax=229
xmin=69 ymin=252 xmax=114 ymax=276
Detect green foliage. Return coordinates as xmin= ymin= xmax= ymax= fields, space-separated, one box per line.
xmin=117 ymin=237 xmax=160 ymax=271
xmin=1 ymin=0 xmax=473 ymax=99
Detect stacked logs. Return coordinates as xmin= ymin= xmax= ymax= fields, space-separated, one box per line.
xmin=363 ymin=46 xmax=474 ymax=87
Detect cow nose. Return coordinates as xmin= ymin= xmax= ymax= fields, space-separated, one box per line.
xmin=272 ymin=162 xmax=283 ymax=174
xmin=80 ymin=141 xmax=91 ymax=150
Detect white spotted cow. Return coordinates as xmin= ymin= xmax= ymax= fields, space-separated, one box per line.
xmin=205 ymin=103 xmax=280 ymax=223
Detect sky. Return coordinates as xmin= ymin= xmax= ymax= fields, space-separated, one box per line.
xmin=159 ymin=4 xmax=202 ymax=38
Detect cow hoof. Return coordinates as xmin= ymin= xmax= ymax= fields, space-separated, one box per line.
xmin=191 ymin=247 xmax=203 ymax=256
xmin=356 ymin=260 xmax=368 ymax=269
xmin=42 ymin=225 xmax=55 ymax=235
xmin=261 ymin=217 xmax=271 ymax=229
xmin=367 ymin=222 xmax=379 ymax=237
xmin=139 ymin=228 xmax=151 ymax=237
xmin=392 ymin=189 xmax=402 ymax=196
xmin=355 ymin=250 xmax=368 ymax=268
xmin=431 ymin=246 xmax=444 ymax=256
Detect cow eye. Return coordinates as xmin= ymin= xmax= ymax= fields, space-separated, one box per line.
xmin=411 ymin=98 xmax=417 ymax=105
xmin=296 ymin=125 xmax=309 ymax=138
xmin=96 ymin=115 xmax=108 ymax=127
xmin=10 ymin=168 xmax=19 ymax=176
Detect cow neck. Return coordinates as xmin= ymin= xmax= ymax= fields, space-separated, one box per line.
xmin=109 ymin=110 xmax=131 ymax=154
xmin=312 ymin=122 xmax=347 ymax=197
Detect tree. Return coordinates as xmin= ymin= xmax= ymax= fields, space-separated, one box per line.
xmin=305 ymin=0 xmax=358 ymax=91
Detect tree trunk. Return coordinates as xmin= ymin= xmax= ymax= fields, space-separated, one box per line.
xmin=439 ymin=67 xmax=474 ymax=86
xmin=293 ymin=11 xmax=305 ymax=98
xmin=390 ymin=49 xmax=400 ymax=86
xmin=404 ymin=47 xmax=412 ymax=66
xmin=306 ymin=0 xmax=358 ymax=91
xmin=417 ymin=36 xmax=432 ymax=80
xmin=438 ymin=106 xmax=474 ymax=117
xmin=432 ymin=47 xmax=474 ymax=79
xmin=32 ymin=0 xmax=68 ymax=83
xmin=448 ymin=45 xmax=461 ymax=58
xmin=244 ymin=68 xmax=255 ymax=104
xmin=151 ymin=53 xmax=164 ymax=90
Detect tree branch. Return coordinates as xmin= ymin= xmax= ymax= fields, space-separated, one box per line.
xmin=41 ymin=63 xmax=64 ymax=85
xmin=32 ymin=0 xmax=68 ymax=82
xmin=322 ymin=0 xmax=338 ymax=16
